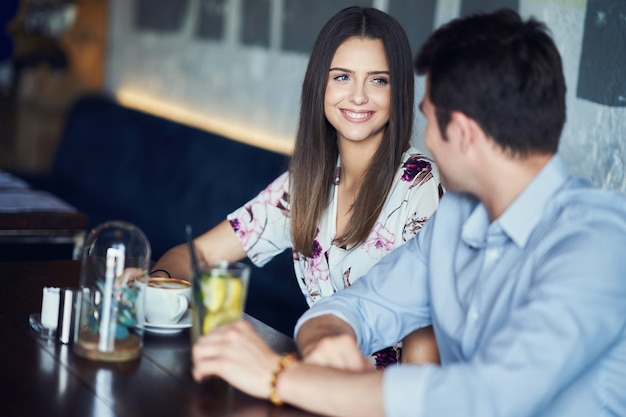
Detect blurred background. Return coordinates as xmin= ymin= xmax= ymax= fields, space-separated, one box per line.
xmin=1 ymin=0 xmax=625 ymax=191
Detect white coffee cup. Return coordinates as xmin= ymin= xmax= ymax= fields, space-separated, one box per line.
xmin=145 ymin=278 xmax=191 ymax=325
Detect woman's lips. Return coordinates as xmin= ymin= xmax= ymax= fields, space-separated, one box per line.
xmin=341 ymin=109 xmax=374 ymax=122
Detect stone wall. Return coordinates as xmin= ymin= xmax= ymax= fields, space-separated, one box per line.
xmin=106 ymin=0 xmax=626 ymax=191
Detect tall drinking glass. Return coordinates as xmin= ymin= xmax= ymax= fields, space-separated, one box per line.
xmin=190 ymin=260 xmax=250 ymax=344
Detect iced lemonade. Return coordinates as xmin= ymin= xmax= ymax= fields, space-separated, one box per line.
xmin=191 ymin=262 xmax=249 ymax=343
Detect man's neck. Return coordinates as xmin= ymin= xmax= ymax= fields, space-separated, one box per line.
xmin=478 ymin=153 xmax=554 ymax=221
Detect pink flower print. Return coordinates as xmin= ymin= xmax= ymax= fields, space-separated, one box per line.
xmin=374 ymin=346 xmax=400 ymax=369
xmin=231 ymin=209 xmax=264 ymax=250
xmin=401 ymin=156 xmax=431 ymax=182
xmin=402 ymin=156 xmax=434 ymax=189
xmin=311 ymin=239 xmax=323 ymax=259
xmin=363 ymin=222 xmax=395 ymax=259
xmin=309 ymin=254 xmax=330 ymax=280
xmin=402 ymin=213 xmax=428 ymax=242
xmin=276 ymin=191 xmax=291 ymax=218
xmin=303 ymin=270 xmax=320 ymax=296
xmin=229 ymin=218 xmax=241 ymax=232
xmin=301 ymin=255 xmax=330 ymax=304
xmin=259 ymin=173 xmax=289 ymax=207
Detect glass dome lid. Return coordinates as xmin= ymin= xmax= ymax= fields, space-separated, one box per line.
xmin=74 ymin=221 xmax=151 ymax=362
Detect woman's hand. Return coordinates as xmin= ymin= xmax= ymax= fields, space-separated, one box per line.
xmin=296 ymin=315 xmax=373 ymax=371
xmin=302 ymin=333 xmax=373 ymax=371
xmin=192 ymin=320 xmax=281 ymax=399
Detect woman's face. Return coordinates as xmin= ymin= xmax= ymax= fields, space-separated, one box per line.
xmin=324 ymin=36 xmax=391 ymax=148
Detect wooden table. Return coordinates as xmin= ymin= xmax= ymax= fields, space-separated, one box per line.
xmin=0 ymin=171 xmax=89 ymax=261
xmin=0 ymin=260 xmax=321 ymax=417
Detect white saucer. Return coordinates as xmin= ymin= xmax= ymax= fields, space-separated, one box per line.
xmin=144 ymin=310 xmax=192 ymax=335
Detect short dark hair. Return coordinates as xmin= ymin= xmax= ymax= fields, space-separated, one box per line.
xmin=415 ymin=9 xmax=566 ymax=156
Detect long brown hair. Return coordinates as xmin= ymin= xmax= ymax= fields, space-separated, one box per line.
xmin=290 ymin=6 xmax=414 ymax=256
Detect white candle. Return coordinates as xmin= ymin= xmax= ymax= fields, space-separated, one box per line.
xmin=41 ymin=287 xmax=60 ymax=329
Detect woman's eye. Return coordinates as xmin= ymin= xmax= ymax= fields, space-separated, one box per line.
xmin=372 ymin=77 xmax=389 ymax=85
xmin=334 ymin=74 xmax=350 ymax=82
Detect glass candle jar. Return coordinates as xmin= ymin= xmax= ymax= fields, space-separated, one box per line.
xmin=74 ymin=221 xmax=150 ymax=362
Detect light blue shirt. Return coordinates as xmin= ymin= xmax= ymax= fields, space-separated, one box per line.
xmin=295 ymin=155 xmax=626 ymax=417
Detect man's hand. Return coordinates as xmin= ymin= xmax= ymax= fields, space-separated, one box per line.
xmin=192 ymin=320 xmax=281 ymax=399
xmin=296 ymin=314 xmax=373 ymax=371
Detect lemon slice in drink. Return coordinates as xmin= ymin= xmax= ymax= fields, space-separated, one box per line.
xmin=201 ymin=278 xmax=244 ymax=334
xmin=203 ymin=312 xmax=224 ymax=334
xmin=201 ymin=275 xmax=227 ymax=313
xmin=225 ymin=278 xmax=243 ymax=310
xmin=202 ymin=309 xmax=241 ymax=334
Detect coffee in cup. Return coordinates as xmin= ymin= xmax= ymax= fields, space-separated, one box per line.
xmin=145 ymin=278 xmax=191 ymax=325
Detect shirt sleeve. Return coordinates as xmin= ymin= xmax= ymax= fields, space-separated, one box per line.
xmin=227 ymin=172 xmax=292 ymax=267
xmin=295 ymin=231 xmax=433 ymax=353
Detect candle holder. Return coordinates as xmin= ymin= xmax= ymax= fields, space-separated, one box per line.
xmin=74 ymin=221 xmax=150 ymax=362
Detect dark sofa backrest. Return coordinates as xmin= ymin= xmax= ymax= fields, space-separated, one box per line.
xmin=51 ymin=94 xmax=290 ymax=258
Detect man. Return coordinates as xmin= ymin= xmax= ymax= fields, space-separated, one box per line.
xmin=192 ymin=9 xmax=626 ymax=417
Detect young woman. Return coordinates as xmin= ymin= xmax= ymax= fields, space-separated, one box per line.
xmin=152 ymin=6 xmax=442 ymax=366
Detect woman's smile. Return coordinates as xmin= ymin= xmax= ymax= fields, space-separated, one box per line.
xmin=341 ymin=109 xmax=375 ymax=122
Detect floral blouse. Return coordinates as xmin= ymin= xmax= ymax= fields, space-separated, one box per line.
xmin=227 ymin=147 xmax=442 ymax=366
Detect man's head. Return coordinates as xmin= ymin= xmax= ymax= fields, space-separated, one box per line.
xmin=415 ymin=9 xmax=566 ymax=157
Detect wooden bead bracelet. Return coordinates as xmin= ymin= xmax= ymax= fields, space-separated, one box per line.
xmin=269 ymin=352 xmax=297 ymax=406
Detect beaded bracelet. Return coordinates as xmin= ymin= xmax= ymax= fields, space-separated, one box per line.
xmin=269 ymin=352 xmax=297 ymax=406
xmin=149 ymin=268 xmax=172 ymax=278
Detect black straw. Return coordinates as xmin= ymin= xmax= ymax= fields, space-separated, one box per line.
xmin=186 ymin=224 xmax=201 ymax=278
xmin=186 ymin=224 xmax=204 ymax=334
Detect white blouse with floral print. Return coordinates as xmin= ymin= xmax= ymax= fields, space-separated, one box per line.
xmin=227 ymin=147 xmax=441 ymax=305
xmin=228 ymin=147 xmax=441 ymax=367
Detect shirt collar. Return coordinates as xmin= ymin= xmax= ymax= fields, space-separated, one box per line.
xmin=463 ymin=154 xmax=569 ymax=248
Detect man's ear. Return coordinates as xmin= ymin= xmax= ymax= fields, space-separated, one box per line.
xmin=449 ymin=111 xmax=474 ymax=153
xmin=449 ymin=111 xmax=487 ymax=154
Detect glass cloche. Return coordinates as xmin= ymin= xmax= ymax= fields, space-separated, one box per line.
xmin=74 ymin=221 xmax=151 ymax=362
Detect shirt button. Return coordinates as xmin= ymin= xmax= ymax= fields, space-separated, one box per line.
xmin=486 ymin=248 xmax=500 ymax=262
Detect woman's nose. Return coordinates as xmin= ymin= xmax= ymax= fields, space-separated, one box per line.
xmin=349 ymin=84 xmax=368 ymax=105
